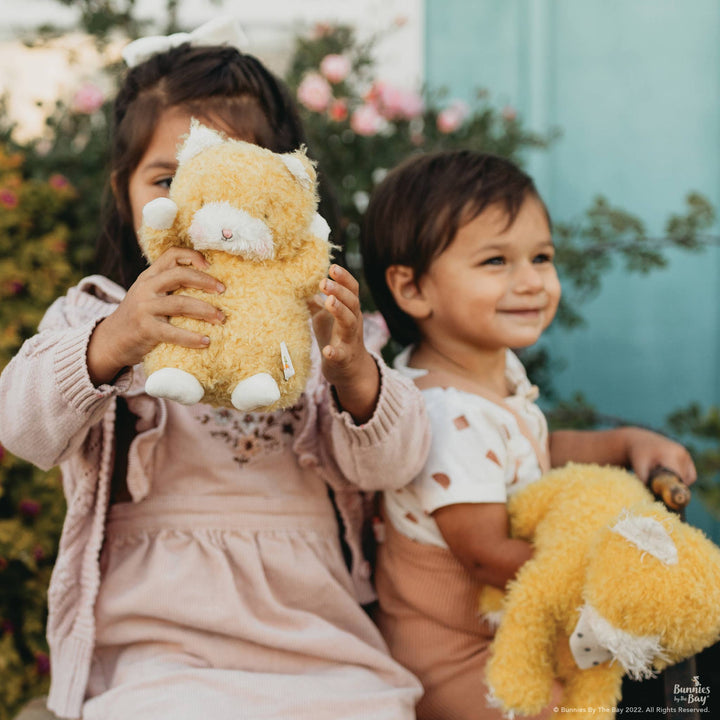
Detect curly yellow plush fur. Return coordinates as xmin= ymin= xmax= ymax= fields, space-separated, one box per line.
xmin=137 ymin=121 xmax=331 ymax=411
xmin=479 ymin=463 xmax=720 ymax=719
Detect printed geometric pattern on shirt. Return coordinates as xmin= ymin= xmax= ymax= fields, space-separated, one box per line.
xmin=193 ymin=396 xmax=307 ymax=465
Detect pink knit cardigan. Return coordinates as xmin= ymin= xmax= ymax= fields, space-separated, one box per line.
xmin=0 ymin=276 xmax=430 ymax=719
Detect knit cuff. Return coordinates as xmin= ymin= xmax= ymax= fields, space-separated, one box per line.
xmin=54 ymin=319 xmax=132 ymax=415
xmin=46 ymin=634 xmax=93 ymax=719
xmin=328 ymin=351 xmax=406 ymax=448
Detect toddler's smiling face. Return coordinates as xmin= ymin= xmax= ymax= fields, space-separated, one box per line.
xmin=417 ymin=194 xmax=561 ymax=354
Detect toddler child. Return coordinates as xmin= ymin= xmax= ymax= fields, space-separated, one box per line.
xmin=0 ymin=19 xmax=430 ymax=720
xmin=360 ymin=149 xmax=696 ymax=720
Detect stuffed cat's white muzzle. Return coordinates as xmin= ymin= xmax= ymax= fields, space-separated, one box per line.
xmin=189 ymin=201 xmax=275 ymax=260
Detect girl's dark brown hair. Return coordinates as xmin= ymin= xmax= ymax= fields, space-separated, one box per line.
xmin=95 ymin=43 xmax=343 ymax=288
xmin=360 ymin=150 xmax=547 ymax=346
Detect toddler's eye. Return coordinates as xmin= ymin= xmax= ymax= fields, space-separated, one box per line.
xmin=482 ymin=256 xmax=505 ymax=266
xmin=533 ymin=252 xmax=554 ymax=264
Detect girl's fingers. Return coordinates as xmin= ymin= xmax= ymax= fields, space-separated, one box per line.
xmin=319 ymin=266 xmax=360 ymax=316
xmin=328 ymin=264 xmax=359 ymax=295
xmin=319 ymin=267 xmax=364 ymax=359
xmin=321 ymin=278 xmax=360 ymax=316
xmin=323 ymin=292 xmax=358 ymax=340
xmin=153 ymin=266 xmax=225 ymax=296
xmin=155 ymin=295 xmax=226 ymax=325
xmin=307 ymin=293 xmax=326 ymax=316
xmin=152 ymin=320 xmax=211 ymax=349
xmin=157 ymin=247 xmax=210 ymax=272
xmin=320 ymin=265 xmax=360 ymax=317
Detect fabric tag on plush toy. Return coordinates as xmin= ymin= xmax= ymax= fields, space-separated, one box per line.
xmin=570 ymin=605 xmax=614 ymax=669
xmin=280 ymin=342 xmax=295 ymax=381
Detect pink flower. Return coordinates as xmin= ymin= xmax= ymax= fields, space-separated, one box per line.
xmin=320 ymin=54 xmax=351 ymax=84
xmin=72 ymin=83 xmax=105 ymax=114
xmin=0 ymin=189 xmax=18 ymax=208
xmin=398 ymin=90 xmax=424 ymax=120
xmin=437 ymin=101 xmax=470 ymax=134
xmin=49 ymin=173 xmax=70 ymax=190
xmin=19 ymin=499 xmax=41 ymax=518
xmin=35 ymin=651 xmax=50 ymax=676
xmin=33 ymin=545 xmax=45 ymax=562
xmin=328 ymin=99 xmax=348 ymax=122
xmin=297 ymin=73 xmax=333 ymax=113
xmin=350 ymin=104 xmax=384 ymax=136
xmin=502 ymin=105 xmax=517 ymax=121
xmin=367 ymin=81 xmax=423 ymax=121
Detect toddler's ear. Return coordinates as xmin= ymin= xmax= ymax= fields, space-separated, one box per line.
xmin=386 ymin=265 xmax=432 ymax=320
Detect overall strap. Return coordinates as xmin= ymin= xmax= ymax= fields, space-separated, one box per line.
xmin=414 ymin=369 xmax=551 ymax=473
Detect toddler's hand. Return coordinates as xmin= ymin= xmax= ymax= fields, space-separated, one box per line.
xmin=310 ymin=264 xmax=379 ymax=424
xmin=87 ymin=247 xmax=226 ymax=385
xmin=624 ymin=427 xmax=697 ymax=486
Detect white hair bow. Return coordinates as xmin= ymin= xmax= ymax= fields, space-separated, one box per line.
xmin=122 ymin=16 xmax=249 ymax=67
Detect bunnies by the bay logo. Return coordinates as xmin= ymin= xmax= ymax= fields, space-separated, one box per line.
xmin=673 ymin=675 xmax=711 ymax=708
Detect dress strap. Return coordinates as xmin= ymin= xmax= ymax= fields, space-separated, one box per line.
xmin=413 ymin=369 xmax=551 ymax=474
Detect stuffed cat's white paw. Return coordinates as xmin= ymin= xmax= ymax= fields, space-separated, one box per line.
xmin=231 ymin=373 xmax=280 ymax=411
xmin=145 ymin=367 xmax=205 ymax=404
xmin=143 ymin=197 xmax=178 ymax=230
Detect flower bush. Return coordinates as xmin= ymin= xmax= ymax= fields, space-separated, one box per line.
xmin=0 ymin=143 xmax=80 ymax=717
xmin=0 ymin=71 xmax=112 ymax=716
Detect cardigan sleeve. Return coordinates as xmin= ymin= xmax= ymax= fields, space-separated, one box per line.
xmin=0 ymin=277 xmax=132 ymax=470
xmin=315 ymin=351 xmax=431 ymax=492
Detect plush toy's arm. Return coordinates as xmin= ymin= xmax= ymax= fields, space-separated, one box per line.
xmin=478 ymin=585 xmax=506 ymax=629
xmin=557 ymin=639 xmax=624 ymax=720
xmin=485 ymin=561 xmax=561 ymax=716
xmin=137 ymin=197 xmax=182 ymax=262
xmin=282 ymin=231 xmax=332 ymax=299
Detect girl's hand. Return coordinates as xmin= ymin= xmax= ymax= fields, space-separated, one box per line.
xmin=310 ymin=264 xmax=380 ymax=424
xmin=87 ymin=247 xmax=226 ymax=386
xmin=624 ymin=427 xmax=697 ymax=486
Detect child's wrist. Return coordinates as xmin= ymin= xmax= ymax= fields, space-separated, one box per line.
xmin=331 ymin=352 xmax=380 ymax=424
xmin=87 ymin=318 xmax=127 ymax=386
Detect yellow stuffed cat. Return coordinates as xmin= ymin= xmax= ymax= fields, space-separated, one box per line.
xmin=479 ymin=463 xmax=720 ymax=719
xmin=137 ymin=120 xmax=331 ymax=411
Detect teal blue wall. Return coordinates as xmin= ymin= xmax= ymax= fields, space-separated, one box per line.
xmin=424 ymin=0 xmax=720 ymax=537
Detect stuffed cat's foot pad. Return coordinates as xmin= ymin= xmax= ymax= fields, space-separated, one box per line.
xmin=231 ymin=373 xmax=280 ymax=411
xmin=145 ymin=367 xmax=205 ymax=404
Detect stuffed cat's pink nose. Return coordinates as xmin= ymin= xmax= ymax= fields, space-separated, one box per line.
xmin=222 ymin=229 xmax=233 ymax=240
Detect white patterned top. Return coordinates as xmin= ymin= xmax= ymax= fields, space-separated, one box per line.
xmin=386 ymin=347 xmax=549 ymax=549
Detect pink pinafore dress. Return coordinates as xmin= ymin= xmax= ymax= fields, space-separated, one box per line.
xmin=83 ymin=398 xmax=421 ymax=720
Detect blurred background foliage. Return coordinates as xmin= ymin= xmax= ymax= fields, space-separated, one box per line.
xmin=0 ymin=5 xmax=719 ymax=716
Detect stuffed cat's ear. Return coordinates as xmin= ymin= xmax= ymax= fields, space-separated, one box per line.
xmin=281 ymin=148 xmax=316 ymax=189
xmin=177 ymin=119 xmax=226 ymax=166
